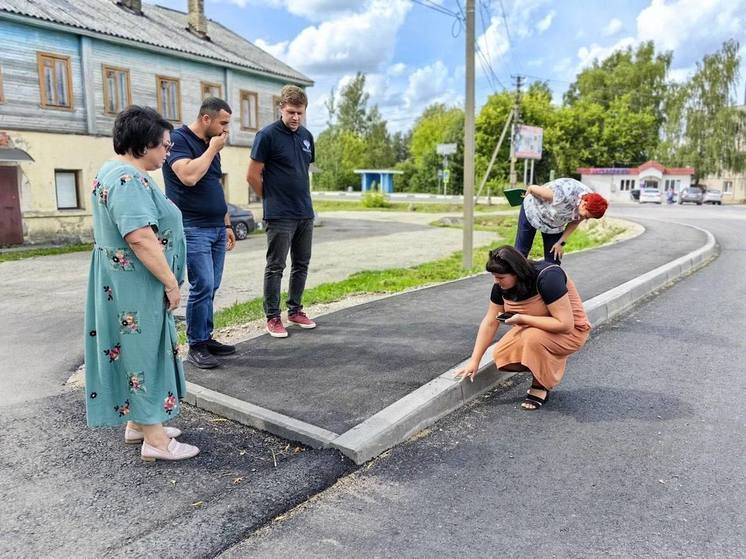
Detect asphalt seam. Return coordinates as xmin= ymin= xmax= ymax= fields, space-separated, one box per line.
xmin=186 ymin=220 xmax=717 ymax=464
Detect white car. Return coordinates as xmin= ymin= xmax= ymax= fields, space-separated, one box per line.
xmin=703 ymin=189 xmax=723 ymax=205
xmin=639 ymin=187 xmax=662 ymax=204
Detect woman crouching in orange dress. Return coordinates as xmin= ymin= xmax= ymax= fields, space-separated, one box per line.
xmin=456 ymin=245 xmax=591 ymax=410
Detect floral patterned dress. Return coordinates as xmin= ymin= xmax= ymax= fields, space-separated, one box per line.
xmin=85 ymin=160 xmax=186 ymax=427
xmin=522 ymin=177 xmax=592 ymax=234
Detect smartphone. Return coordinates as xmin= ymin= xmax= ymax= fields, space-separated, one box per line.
xmin=496 ymin=312 xmax=515 ymax=322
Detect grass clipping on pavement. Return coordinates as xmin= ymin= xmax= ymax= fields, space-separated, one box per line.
xmin=210 ymin=215 xmax=628 ymax=333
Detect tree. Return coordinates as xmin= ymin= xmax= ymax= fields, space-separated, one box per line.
xmin=673 ymin=40 xmax=745 ymax=181
xmin=400 ymin=104 xmax=465 ymax=194
xmin=564 ymin=41 xmax=671 ymax=159
xmin=336 ymin=72 xmax=370 ymax=136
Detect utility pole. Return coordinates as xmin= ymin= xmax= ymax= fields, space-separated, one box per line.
xmin=508 ymin=75 xmax=523 ymax=188
xmin=462 ymin=0 xmax=475 ymax=269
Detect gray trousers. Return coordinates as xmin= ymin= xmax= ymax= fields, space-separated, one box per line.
xmin=263 ymin=218 xmax=314 ymax=319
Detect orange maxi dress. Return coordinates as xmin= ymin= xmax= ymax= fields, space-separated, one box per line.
xmin=493 ymin=269 xmax=591 ymax=389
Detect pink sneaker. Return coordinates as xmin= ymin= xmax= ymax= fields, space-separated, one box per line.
xmin=288 ymin=311 xmax=316 ymax=329
xmin=141 ymin=438 xmax=200 ymax=462
xmin=266 ymin=317 xmax=288 ymax=338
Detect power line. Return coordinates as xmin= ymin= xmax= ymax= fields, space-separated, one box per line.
xmin=410 ymin=0 xmax=461 ymax=19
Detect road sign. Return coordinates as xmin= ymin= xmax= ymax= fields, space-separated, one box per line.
xmin=436 ymin=143 xmax=457 ymax=155
xmin=443 ymin=168 xmax=451 ymax=184
xmin=514 ymin=125 xmax=543 ymax=160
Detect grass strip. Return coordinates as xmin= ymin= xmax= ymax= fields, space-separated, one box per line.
xmin=0 ymin=243 xmax=93 ymax=262
xmin=312 ymin=199 xmax=511 ymax=213
xmin=205 ymin=215 xmax=628 ymax=336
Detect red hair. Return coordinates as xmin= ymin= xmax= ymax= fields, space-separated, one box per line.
xmin=581 ymin=192 xmax=608 ymax=218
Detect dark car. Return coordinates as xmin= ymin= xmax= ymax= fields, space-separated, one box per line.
xmin=678 ymin=187 xmax=703 ymax=205
xmin=228 ymin=204 xmax=257 ymax=240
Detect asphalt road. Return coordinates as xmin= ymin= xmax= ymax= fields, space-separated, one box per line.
xmin=0 ymin=215 xmax=440 ymax=407
xmin=218 ymin=204 xmax=746 ymax=559
xmin=1 ymin=204 xmax=741 ymax=558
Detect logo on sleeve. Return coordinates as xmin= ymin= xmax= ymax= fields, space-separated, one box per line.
xmin=302 ymin=139 xmax=312 ymax=153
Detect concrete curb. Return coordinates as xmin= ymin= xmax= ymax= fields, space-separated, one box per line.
xmin=187 ymin=222 xmax=718 ymax=465
xmin=184 ymin=382 xmax=339 ymax=448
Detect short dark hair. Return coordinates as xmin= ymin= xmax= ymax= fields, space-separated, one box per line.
xmin=486 ymin=245 xmax=538 ymax=300
xmin=112 ymin=105 xmax=173 ymax=158
xmin=199 ymin=97 xmax=232 ymax=118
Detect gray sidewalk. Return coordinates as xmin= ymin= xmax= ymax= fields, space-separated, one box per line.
xmin=185 ymin=216 xmax=712 ymax=460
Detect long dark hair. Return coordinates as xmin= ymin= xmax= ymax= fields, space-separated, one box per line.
xmin=486 ymin=245 xmax=538 ymax=300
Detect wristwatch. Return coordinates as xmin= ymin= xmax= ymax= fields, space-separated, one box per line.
xmin=559 ymin=240 xmax=566 ymax=246
xmin=225 ymin=224 xmax=233 ymax=229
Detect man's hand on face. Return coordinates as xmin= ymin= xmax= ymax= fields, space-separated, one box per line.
xmin=209 ymin=131 xmax=228 ymax=152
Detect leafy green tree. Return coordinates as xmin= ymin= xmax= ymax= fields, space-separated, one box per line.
xmin=400 ymin=104 xmax=464 ymax=194
xmin=337 ymin=72 xmax=371 ymax=136
xmin=675 ymin=40 xmax=745 ymax=181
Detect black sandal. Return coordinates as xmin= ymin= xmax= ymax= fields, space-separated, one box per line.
xmin=521 ymin=385 xmax=549 ymax=410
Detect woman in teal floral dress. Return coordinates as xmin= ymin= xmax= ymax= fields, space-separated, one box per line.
xmin=85 ymin=106 xmax=199 ymax=462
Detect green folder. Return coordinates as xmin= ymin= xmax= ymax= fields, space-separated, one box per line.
xmin=503 ymin=187 xmax=527 ymax=207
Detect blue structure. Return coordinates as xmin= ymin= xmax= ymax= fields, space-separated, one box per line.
xmin=354 ymin=169 xmax=403 ymax=193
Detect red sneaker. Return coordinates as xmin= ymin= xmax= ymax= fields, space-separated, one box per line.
xmin=266 ymin=317 xmax=288 ymax=338
xmin=288 ymin=311 xmax=316 ymax=329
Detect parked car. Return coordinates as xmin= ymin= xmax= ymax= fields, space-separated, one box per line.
xmin=228 ymin=204 xmax=257 ymax=240
xmin=638 ymin=187 xmax=662 ymax=204
xmin=703 ymin=189 xmax=723 ymax=205
xmin=678 ymin=187 xmax=704 ymax=205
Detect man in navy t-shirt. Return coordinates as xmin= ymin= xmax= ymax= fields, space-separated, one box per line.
xmin=163 ymin=97 xmax=236 ymax=368
xmin=247 ymin=85 xmax=316 ymax=338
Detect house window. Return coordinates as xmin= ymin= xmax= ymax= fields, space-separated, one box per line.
xmin=156 ymin=75 xmax=181 ymax=121
xmin=55 ymin=170 xmax=81 ymax=209
xmin=102 ymin=65 xmax=131 ymax=115
xmin=37 ymin=52 xmax=73 ymax=109
xmin=724 ymin=181 xmax=733 ymax=194
xmin=273 ymin=95 xmax=282 ymax=120
xmin=0 ymin=65 xmax=5 ymax=103
xmin=201 ymin=81 xmax=223 ymax=99
xmin=240 ymin=90 xmax=259 ymax=131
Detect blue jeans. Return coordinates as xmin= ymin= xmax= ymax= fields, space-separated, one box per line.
xmin=184 ymin=226 xmax=226 ymax=346
xmin=263 ymin=218 xmax=314 ymax=319
xmin=514 ymin=205 xmax=563 ymax=264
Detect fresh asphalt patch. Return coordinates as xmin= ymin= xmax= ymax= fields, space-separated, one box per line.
xmin=0 ymin=390 xmax=354 ymax=558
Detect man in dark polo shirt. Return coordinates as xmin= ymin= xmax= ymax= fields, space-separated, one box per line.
xmin=247 ymin=85 xmax=316 ymax=338
xmin=163 ymin=97 xmax=236 ymax=368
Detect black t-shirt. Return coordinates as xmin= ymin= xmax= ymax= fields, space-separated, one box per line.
xmin=163 ymin=125 xmax=227 ymax=228
xmin=250 ymin=119 xmax=315 ymax=220
xmin=490 ymin=261 xmax=568 ymax=305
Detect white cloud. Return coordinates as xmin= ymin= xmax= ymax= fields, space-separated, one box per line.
xmin=388 ymin=63 xmax=408 ymax=77
xmin=637 ymin=0 xmax=744 ymax=56
xmin=475 ymin=15 xmax=510 ymax=74
xmin=536 ymin=10 xmax=555 ymax=33
xmin=223 ymin=0 xmax=361 ymax=21
xmin=576 ymin=36 xmax=636 ymax=69
xmin=602 ymin=17 xmax=623 ymax=37
xmin=254 ymin=0 xmax=410 ymax=75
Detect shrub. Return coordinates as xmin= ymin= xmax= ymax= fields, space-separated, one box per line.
xmin=361 ymin=190 xmax=390 ymax=208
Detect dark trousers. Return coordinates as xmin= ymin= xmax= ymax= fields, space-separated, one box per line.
xmin=514 ymin=205 xmax=563 ymax=264
xmin=263 ymin=218 xmax=314 ymax=319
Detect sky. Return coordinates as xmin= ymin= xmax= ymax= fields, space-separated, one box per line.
xmin=148 ymin=0 xmax=746 ymax=135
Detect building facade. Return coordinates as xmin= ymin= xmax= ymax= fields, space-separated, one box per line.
xmin=0 ymin=0 xmax=312 ymax=245
xmin=577 ymin=160 xmax=695 ymax=203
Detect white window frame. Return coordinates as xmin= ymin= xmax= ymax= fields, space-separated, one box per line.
xmin=55 ymin=170 xmax=81 ymax=210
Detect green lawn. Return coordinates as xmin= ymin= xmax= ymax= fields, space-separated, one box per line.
xmin=312 ymin=199 xmax=512 ymax=213
xmin=206 ymin=215 xmax=629 ymax=335
xmin=0 ymin=243 xmax=93 ymax=262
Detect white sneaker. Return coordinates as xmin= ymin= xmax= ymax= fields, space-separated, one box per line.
xmin=141 ymin=438 xmax=200 ymax=462
xmin=125 ymin=426 xmax=182 ymax=444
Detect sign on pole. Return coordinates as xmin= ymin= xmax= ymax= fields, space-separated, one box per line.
xmin=436 ymin=143 xmax=458 ymax=156
xmin=514 ymin=125 xmax=543 ymax=160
